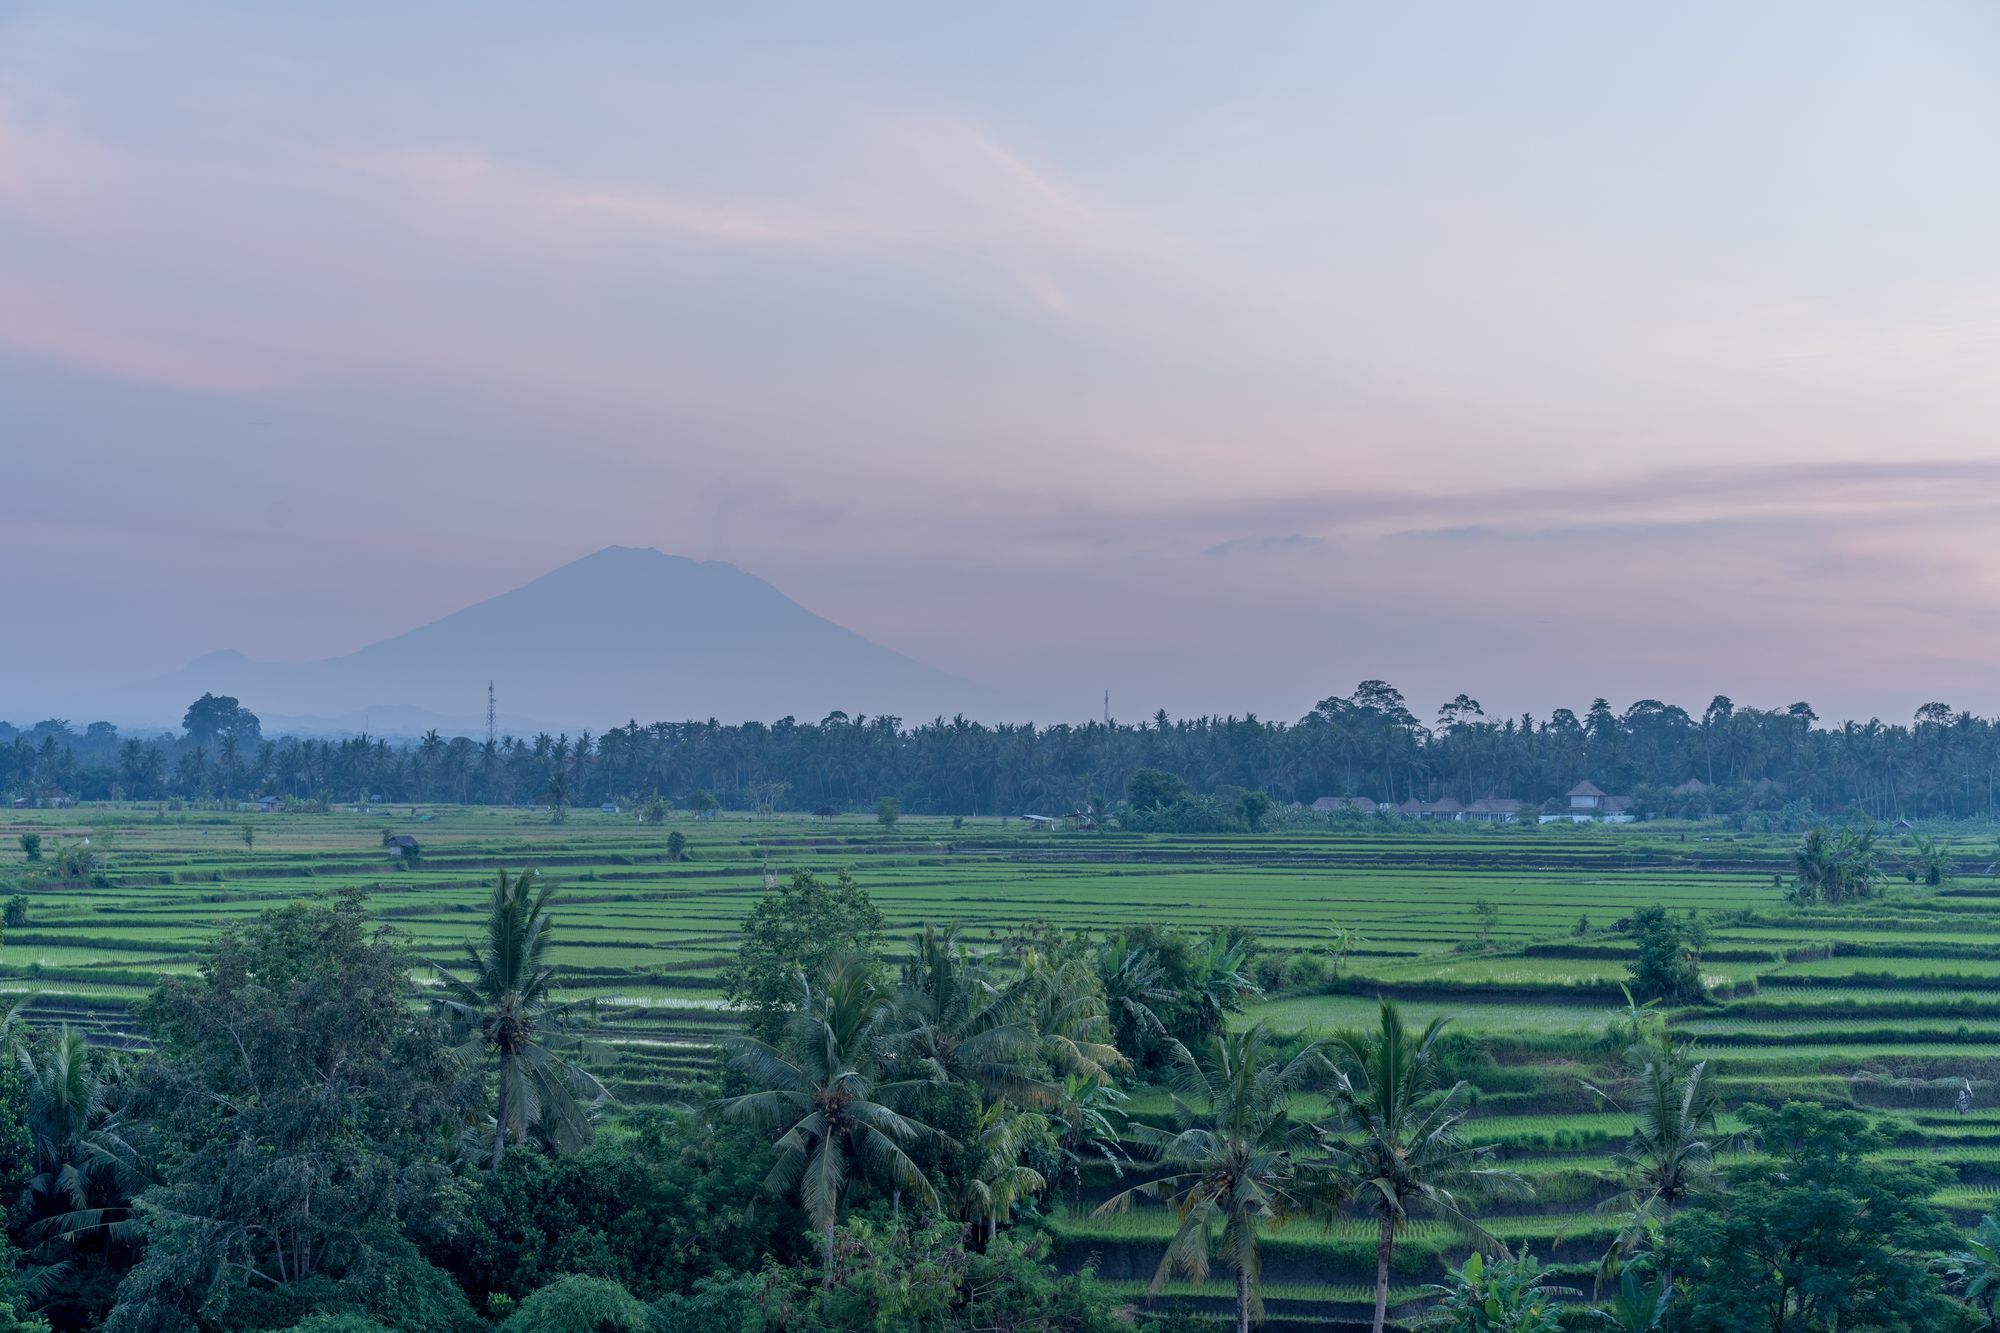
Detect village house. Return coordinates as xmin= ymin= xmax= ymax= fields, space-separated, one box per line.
xmin=1309 ymin=795 xmax=1382 ymax=815
xmin=1313 ymin=794 xmax=1531 ymax=823
xmin=1543 ymin=781 xmax=1636 ymax=824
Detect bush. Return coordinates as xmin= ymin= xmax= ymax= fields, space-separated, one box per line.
xmin=500 ymin=1275 xmax=649 ymax=1333
xmin=415 ymin=1112 xmax=804 ymax=1307
xmin=1286 ymin=951 xmax=1328 ymax=990
xmin=1626 ymin=904 xmax=1708 ymax=1003
xmin=747 ymin=1219 xmax=1125 ymax=1333
xmin=649 ymin=1274 xmax=760 ymax=1333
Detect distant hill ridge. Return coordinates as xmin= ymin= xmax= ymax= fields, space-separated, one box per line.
xmin=113 ymin=546 xmax=998 ymax=733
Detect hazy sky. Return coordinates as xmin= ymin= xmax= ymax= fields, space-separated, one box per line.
xmin=6 ymin=3 xmax=2000 ymax=726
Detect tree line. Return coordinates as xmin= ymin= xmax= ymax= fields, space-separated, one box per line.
xmin=9 ymin=682 xmax=2000 ymax=819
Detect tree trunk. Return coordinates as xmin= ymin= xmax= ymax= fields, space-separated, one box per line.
xmin=1237 ymin=1264 xmax=1251 ymax=1333
xmin=1372 ymin=1213 xmax=1394 ymax=1333
xmin=491 ymin=1050 xmax=512 ymax=1170
xmin=1654 ymin=1203 xmax=1677 ymax=1305
xmin=823 ymin=1211 xmax=837 ymax=1288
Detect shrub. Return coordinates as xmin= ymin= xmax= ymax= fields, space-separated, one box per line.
xmin=500 ymin=1275 xmax=649 ymax=1333
xmin=1626 ymin=904 xmax=1708 ymax=1003
xmin=1286 ymin=951 xmax=1328 ymax=991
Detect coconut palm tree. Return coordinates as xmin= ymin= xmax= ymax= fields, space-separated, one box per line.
xmin=1325 ymin=999 xmax=1522 ymax=1333
xmin=1019 ymin=951 xmax=1127 ymax=1085
xmin=14 ymin=1025 xmax=142 ymax=1250
xmin=961 ymin=1102 xmax=1047 ymax=1246
xmin=890 ymin=924 xmax=1044 ymax=1106
xmin=1588 ymin=1037 xmax=1731 ymax=1291
xmin=718 ymin=957 xmax=943 ymax=1285
xmin=1096 ymin=1023 xmax=1326 ymax=1333
xmin=1097 ymin=934 xmax=1174 ymax=1060
xmin=1049 ymin=1070 xmax=1129 ymax=1200
xmin=430 ymin=869 xmax=607 ymax=1168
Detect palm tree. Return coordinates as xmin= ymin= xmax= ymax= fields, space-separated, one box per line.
xmin=890 ymin=924 xmax=1044 ymax=1105
xmin=1183 ymin=930 xmax=1261 ymax=1040
xmin=1098 ymin=934 xmax=1174 ymax=1060
xmin=430 ymin=869 xmax=607 ymax=1168
xmin=718 ymin=957 xmax=943 ymax=1285
xmin=1096 ymin=1023 xmax=1326 ymax=1333
xmin=1049 ymin=1070 xmax=1129 ymax=1200
xmin=1019 ymin=950 xmax=1127 ymax=1086
xmin=1325 ymin=999 xmax=1522 ymax=1333
xmin=14 ymin=1025 xmax=142 ymax=1251
xmin=961 ymin=1102 xmax=1047 ymax=1246
xmin=1789 ymin=827 xmax=1837 ymax=903
xmin=1587 ymin=1037 xmax=1730 ymax=1291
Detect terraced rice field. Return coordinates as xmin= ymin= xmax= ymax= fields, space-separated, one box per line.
xmin=7 ymin=806 xmax=2000 ymax=1329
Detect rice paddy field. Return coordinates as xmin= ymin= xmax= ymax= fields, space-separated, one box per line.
xmin=6 ymin=805 xmax=2000 ymax=1329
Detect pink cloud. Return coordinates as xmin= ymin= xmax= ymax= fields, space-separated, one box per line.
xmin=0 ymin=274 xmax=266 ymax=393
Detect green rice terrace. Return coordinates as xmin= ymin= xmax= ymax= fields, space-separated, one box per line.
xmin=6 ymin=806 xmax=2000 ymax=1329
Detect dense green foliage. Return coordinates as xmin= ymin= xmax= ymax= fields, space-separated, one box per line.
xmin=108 ymin=892 xmax=472 ymax=1333
xmin=719 ymin=869 xmax=886 ymax=1045
xmin=1671 ymin=1102 xmax=1963 ymax=1332
xmin=1624 ymin=907 xmax=1709 ymax=1004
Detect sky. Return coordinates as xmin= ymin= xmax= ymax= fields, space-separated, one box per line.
xmin=5 ymin=2 xmax=2000 ymax=728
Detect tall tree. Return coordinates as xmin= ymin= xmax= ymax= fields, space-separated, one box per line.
xmin=1589 ymin=1035 xmax=1729 ymax=1291
xmin=14 ymin=1026 xmax=140 ymax=1243
xmin=720 ymin=870 xmax=885 ymax=1045
xmin=717 ymin=959 xmax=941 ymax=1286
xmin=1671 ymin=1101 xmax=1959 ymax=1332
xmin=959 ymin=1102 xmax=1047 ymax=1246
xmin=890 ymin=924 xmax=1043 ymax=1106
xmin=1096 ymin=1023 xmax=1326 ymax=1333
xmin=107 ymin=893 xmax=469 ymax=1331
xmin=430 ymin=870 xmax=606 ymax=1168
xmin=1325 ymin=1000 xmax=1521 ymax=1333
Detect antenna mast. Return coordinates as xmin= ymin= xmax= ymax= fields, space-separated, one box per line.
xmin=486 ymin=681 xmax=497 ymax=747
xmin=1104 ymin=690 xmax=1111 ymax=728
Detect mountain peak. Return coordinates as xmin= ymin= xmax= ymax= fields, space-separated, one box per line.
xmin=127 ymin=550 xmax=1001 ymax=731
xmin=558 ymin=546 xmax=744 ymax=578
